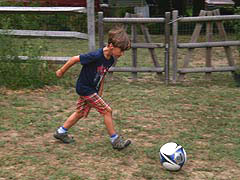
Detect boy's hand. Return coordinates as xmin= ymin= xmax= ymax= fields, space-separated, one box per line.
xmin=56 ymin=69 xmax=64 ymax=78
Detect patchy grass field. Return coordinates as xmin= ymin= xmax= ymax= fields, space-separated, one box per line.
xmin=0 ymin=36 xmax=240 ymax=180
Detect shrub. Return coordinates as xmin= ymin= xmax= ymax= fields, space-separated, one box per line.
xmin=0 ymin=31 xmax=58 ymax=89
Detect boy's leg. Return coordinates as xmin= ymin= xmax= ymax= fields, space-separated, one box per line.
xmin=54 ymin=96 xmax=90 ymax=144
xmin=85 ymin=93 xmax=131 ymax=150
xmin=103 ymin=110 xmax=116 ymax=136
xmin=63 ymin=111 xmax=84 ymax=129
xmin=54 ymin=111 xmax=83 ymax=144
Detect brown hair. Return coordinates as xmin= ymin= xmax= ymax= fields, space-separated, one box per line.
xmin=108 ymin=26 xmax=131 ymax=51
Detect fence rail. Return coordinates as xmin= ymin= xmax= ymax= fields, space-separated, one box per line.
xmin=178 ymin=15 xmax=240 ymax=22
xmin=109 ymin=67 xmax=164 ymax=72
xmin=178 ymin=41 xmax=240 ymax=48
xmin=0 ymin=6 xmax=86 ymax=13
xmin=102 ymin=17 xmax=165 ymax=23
xmin=0 ymin=29 xmax=88 ymax=39
xmin=178 ymin=66 xmax=236 ymax=73
xmin=16 ymin=56 xmax=70 ymax=63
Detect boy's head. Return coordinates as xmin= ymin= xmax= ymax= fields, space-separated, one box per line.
xmin=108 ymin=26 xmax=131 ymax=58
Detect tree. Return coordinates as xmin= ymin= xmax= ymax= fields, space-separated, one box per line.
xmin=172 ymin=0 xmax=187 ymax=15
xmin=192 ymin=0 xmax=205 ymax=16
xmin=150 ymin=0 xmax=188 ymax=16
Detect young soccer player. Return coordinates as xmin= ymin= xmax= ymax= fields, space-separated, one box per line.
xmin=53 ymin=27 xmax=131 ymax=150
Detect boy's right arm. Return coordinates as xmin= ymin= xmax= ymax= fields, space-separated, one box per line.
xmin=56 ymin=56 xmax=80 ymax=78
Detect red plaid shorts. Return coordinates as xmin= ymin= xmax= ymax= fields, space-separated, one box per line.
xmin=76 ymin=93 xmax=111 ymax=117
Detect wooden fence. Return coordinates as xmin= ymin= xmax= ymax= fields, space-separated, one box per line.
xmin=1 ymin=7 xmax=240 ymax=83
xmin=172 ymin=9 xmax=240 ymax=82
xmin=0 ymin=0 xmax=96 ymax=60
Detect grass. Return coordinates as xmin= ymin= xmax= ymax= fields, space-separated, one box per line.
xmin=0 ymin=35 xmax=240 ymax=180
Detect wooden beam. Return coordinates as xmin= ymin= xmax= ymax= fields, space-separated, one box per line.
xmin=109 ymin=67 xmax=164 ymax=72
xmin=178 ymin=41 xmax=240 ymax=48
xmin=205 ymin=10 xmax=213 ymax=78
xmin=179 ymin=15 xmax=240 ymax=22
xmin=172 ymin=10 xmax=178 ymax=83
xmin=0 ymin=29 xmax=88 ymax=39
xmin=131 ymin=23 xmax=138 ymax=79
xmin=102 ymin=42 xmax=164 ymax=48
xmin=87 ymin=0 xmax=96 ymax=51
xmin=178 ymin=66 xmax=236 ymax=73
xmin=0 ymin=7 xmax=86 ymax=14
xmin=132 ymin=43 xmax=164 ymax=48
xmin=214 ymin=9 xmax=235 ymax=66
xmin=15 ymin=56 xmax=70 ymax=63
xmin=164 ymin=12 xmax=171 ymax=85
xmin=98 ymin=12 xmax=104 ymax=48
xmin=103 ymin=17 xmax=165 ymax=23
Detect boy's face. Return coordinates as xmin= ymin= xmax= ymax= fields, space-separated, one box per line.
xmin=112 ymin=47 xmax=124 ymax=59
xmin=109 ymin=44 xmax=124 ymax=59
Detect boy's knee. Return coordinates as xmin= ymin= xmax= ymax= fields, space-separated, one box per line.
xmin=103 ymin=106 xmax=112 ymax=115
xmin=107 ymin=106 xmax=112 ymax=113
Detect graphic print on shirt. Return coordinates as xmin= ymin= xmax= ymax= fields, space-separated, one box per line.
xmin=94 ymin=65 xmax=108 ymax=90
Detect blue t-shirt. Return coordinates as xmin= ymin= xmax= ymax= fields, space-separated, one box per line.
xmin=76 ymin=48 xmax=115 ymax=96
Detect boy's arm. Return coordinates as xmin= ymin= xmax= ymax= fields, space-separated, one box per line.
xmin=98 ymin=75 xmax=105 ymax=97
xmin=56 ymin=56 xmax=80 ymax=78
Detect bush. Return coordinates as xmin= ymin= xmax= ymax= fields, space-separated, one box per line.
xmin=0 ymin=1 xmax=87 ymax=32
xmin=0 ymin=31 xmax=58 ymax=89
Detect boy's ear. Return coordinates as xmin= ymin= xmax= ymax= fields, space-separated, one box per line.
xmin=108 ymin=43 xmax=114 ymax=49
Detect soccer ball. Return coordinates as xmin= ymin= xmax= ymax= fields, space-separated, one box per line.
xmin=159 ymin=142 xmax=187 ymax=171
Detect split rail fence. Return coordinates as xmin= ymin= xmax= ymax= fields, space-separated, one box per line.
xmin=0 ymin=2 xmax=96 ymax=61
xmin=1 ymin=7 xmax=240 ymax=84
xmin=172 ymin=9 xmax=240 ymax=83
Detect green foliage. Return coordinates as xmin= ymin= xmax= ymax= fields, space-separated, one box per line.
xmin=0 ymin=1 xmax=86 ymax=89
xmin=0 ymin=1 xmax=87 ymax=32
xmin=0 ymin=30 xmax=58 ymax=89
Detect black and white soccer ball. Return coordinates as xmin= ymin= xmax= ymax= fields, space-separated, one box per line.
xmin=159 ymin=142 xmax=187 ymax=171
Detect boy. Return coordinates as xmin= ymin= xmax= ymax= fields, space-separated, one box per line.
xmin=53 ymin=27 xmax=131 ymax=150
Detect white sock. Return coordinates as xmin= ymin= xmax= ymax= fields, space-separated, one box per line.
xmin=110 ymin=134 xmax=119 ymax=143
xmin=57 ymin=126 xmax=67 ymax=134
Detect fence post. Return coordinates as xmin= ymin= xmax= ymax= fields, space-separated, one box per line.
xmin=87 ymin=0 xmax=95 ymax=51
xmin=131 ymin=23 xmax=138 ymax=79
xmin=98 ymin=11 xmax=104 ymax=48
xmin=172 ymin=10 xmax=178 ymax=83
xmin=165 ymin=12 xmax=171 ymax=85
xmin=205 ymin=10 xmax=213 ymax=79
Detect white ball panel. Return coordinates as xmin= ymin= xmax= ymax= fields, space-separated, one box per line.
xmin=162 ymin=162 xmax=181 ymax=171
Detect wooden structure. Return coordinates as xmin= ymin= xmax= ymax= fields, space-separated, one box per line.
xmin=98 ymin=11 xmax=171 ymax=84
xmin=171 ymin=9 xmax=240 ymax=83
xmin=205 ymin=0 xmax=235 ymax=10
xmin=0 ymin=1 xmax=96 ymax=52
xmin=1 ymin=5 xmax=240 ymax=84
